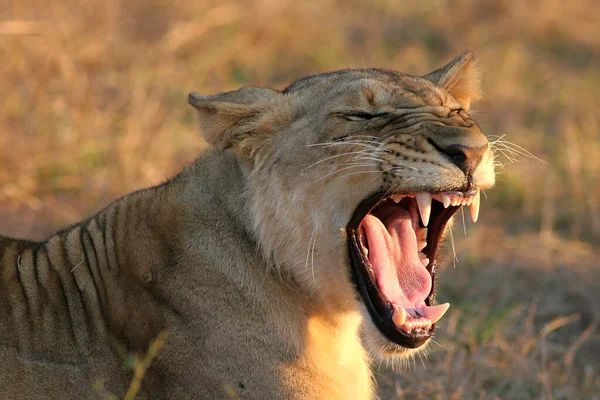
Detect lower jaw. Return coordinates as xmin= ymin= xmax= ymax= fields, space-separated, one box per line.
xmin=363 ymin=326 xmax=428 ymax=357
xmin=348 ymin=229 xmax=433 ymax=349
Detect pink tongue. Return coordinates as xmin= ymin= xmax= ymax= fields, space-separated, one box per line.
xmin=361 ymin=209 xmax=432 ymax=308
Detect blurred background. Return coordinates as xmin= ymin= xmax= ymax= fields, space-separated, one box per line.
xmin=1 ymin=0 xmax=598 ymax=398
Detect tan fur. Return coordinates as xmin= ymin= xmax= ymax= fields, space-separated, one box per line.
xmin=0 ymin=51 xmax=494 ymax=399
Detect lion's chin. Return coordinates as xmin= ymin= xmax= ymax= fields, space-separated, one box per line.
xmin=361 ymin=313 xmax=429 ymax=360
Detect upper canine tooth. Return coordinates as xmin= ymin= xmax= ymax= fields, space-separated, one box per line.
xmin=415 ymin=193 xmax=432 ymax=227
xmin=469 ymin=190 xmax=481 ymax=223
xmin=391 ymin=193 xmax=404 ymax=203
xmin=442 ymin=194 xmax=451 ymax=208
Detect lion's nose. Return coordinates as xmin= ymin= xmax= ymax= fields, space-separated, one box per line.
xmin=432 ymin=134 xmax=488 ymax=175
xmin=428 ymin=121 xmax=489 ymax=175
xmin=443 ymin=143 xmax=488 ymax=172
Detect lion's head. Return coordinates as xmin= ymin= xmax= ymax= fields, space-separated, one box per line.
xmin=189 ymin=51 xmax=494 ymax=359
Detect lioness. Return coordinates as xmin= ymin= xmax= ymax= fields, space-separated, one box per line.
xmin=0 ymin=51 xmax=494 ymax=399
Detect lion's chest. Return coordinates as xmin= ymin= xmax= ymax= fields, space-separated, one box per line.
xmin=283 ymin=315 xmax=373 ymax=400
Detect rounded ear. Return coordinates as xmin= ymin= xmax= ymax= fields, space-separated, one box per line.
xmin=423 ymin=50 xmax=482 ymax=110
xmin=188 ymin=86 xmax=281 ymax=150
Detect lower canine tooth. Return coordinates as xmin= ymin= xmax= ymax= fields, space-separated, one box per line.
xmin=392 ymin=306 xmax=406 ymax=327
xmin=419 ymin=252 xmax=429 ymax=267
xmin=418 ymin=303 xmax=450 ymax=324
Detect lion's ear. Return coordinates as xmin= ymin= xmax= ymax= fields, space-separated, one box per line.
xmin=423 ymin=50 xmax=481 ymax=110
xmin=188 ymin=86 xmax=282 ymax=152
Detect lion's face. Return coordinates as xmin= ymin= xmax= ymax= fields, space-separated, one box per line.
xmin=190 ymin=51 xmax=494 ymax=359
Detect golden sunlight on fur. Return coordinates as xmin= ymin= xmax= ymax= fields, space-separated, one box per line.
xmin=0 ymin=51 xmax=493 ymax=399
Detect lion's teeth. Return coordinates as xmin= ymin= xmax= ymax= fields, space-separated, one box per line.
xmin=418 ymin=252 xmax=429 ymax=267
xmin=415 ymin=193 xmax=432 ymax=227
xmin=469 ymin=190 xmax=480 ymax=223
xmin=416 ymin=228 xmax=427 ymax=241
xmin=418 ymin=303 xmax=450 ymax=324
xmin=391 ymin=193 xmax=404 ymax=203
xmin=418 ymin=240 xmax=427 ymax=251
xmin=392 ymin=306 xmax=406 ymax=327
xmin=441 ymin=194 xmax=451 ymax=208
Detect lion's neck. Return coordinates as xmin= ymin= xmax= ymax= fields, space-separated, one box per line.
xmin=178 ymin=151 xmax=373 ymax=398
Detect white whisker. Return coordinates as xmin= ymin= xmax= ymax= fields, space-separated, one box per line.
xmin=329 ymin=170 xmax=382 ymax=182
xmin=307 ymin=140 xmax=382 ymax=148
xmin=310 ymin=225 xmax=319 ymax=283
xmin=305 ymin=226 xmax=318 ymax=283
xmin=302 ymin=151 xmax=381 ymax=172
xmin=380 ymin=183 xmax=398 ymax=200
xmin=347 ymin=134 xmax=379 ymax=140
xmin=449 ymin=227 xmax=458 ymax=267
xmin=489 ymin=134 xmax=547 ymax=165
xmin=317 ymin=165 xmax=379 ymax=182
xmin=369 ymin=165 xmax=395 ymax=182
xmin=348 ymin=156 xmax=385 ymax=164
xmin=417 ymin=351 xmax=427 ymax=370
xmin=338 ymin=164 xmax=379 ymax=171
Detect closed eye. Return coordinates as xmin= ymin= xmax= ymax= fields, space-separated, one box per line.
xmin=339 ymin=111 xmax=387 ymax=122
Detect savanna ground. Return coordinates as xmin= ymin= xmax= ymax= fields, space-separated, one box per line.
xmin=1 ymin=1 xmax=598 ymax=398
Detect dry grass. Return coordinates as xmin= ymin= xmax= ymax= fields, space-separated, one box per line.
xmin=1 ymin=0 xmax=598 ymax=398
xmin=93 ymin=332 xmax=168 ymax=400
xmin=378 ymin=226 xmax=599 ymax=399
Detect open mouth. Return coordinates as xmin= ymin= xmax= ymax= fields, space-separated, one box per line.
xmin=347 ymin=189 xmax=480 ymax=349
